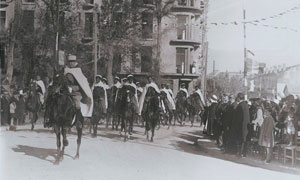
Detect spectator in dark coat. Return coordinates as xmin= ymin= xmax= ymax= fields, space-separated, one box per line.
xmin=223 ymin=95 xmax=236 ymax=153
xmin=1 ymin=91 xmax=10 ymax=125
xmin=16 ymin=91 xmax=26 ymax=124
xmin=207 ymin=95 xmax=218 ymax=136
xmin=235 ymin=93 xmax=250 ymax=157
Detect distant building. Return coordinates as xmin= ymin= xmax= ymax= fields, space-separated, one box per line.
xmin=248 ymin=64 xmax=300 ymax=98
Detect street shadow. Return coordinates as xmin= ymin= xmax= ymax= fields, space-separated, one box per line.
xmin=97 ymin=131 xmax=139 ymax=141
xmin=171 ymin=132 xmax=209 ymax=155
xmin=12 ymin=145 xmax=58 ymax=164
xmin=12 ymin=145 xmax=74 ymax=165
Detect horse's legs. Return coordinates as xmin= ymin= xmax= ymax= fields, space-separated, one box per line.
xmin=31 ymin=112 xmax=38 ymax=130
xmin=123 ymin=119 xmax=127 ymax=141
xmin=61 ymin=127 xmax=68 ymax=160
xmin=54 ymin=125 xmax=61 ymax=164
xmin=106 ymin=113 xmax=109 ymax=128
xmin=75 ymin=110 xmax=83 ymax=159
xmin=150 ymin=119 xmax=155 ymax=142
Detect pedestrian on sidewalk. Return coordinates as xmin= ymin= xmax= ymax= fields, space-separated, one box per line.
xmin=16 ymin=90 xmax=26 ymax=125
xmin=258 ymin=102 xmax=275 ymax=163
xmin=9 ymin=97 xmax=17 ymax=128
xmin=1 ymin=91 xmax=10 ymax=126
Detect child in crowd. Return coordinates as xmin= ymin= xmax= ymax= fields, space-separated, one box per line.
xmin=285 ymin=112 xmax=295 ymax=146
xmin=258 ymin=103 xmax=275 ymax=163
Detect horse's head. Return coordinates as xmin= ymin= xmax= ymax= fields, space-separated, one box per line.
xmin=52 ymin=70 xmax=69 ymax=95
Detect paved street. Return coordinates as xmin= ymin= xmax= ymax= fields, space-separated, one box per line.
xmin=1 ymin=122 xmax=300 ymax=180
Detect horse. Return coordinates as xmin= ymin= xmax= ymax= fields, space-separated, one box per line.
xmin=44 ymin=71 xmax=82 ymax=163
xmin=175 ymin=90 xmax=188 ymax=126
xmin=91 ymin=85 xmax=106 ymax=137
xmin=142 ymin=87 xmax=160 ymax=142
xmin=108 ymin=86 xmax=121 ymax=130
xmin=158 ymin=91 xmax=174 ymax=129
xmin=187 ymin=92 xmax=204 ymax=127
xmin=118 ymin=85 xmax=136 ymax=141
xmin=26 ymin=81 xmax=42 ymax=130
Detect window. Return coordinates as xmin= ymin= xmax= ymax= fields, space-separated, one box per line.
xmin=113 ymin=51 xmax=121 ymax=73
xmin=143 ymin=0 xmax=153 ymax=4
xmin=142 ymin=13 xmax=153 ymax=39
xmin=23 ymin=10 xmax=34 ymax=33
xmin=177 ymin=15 xmax=189 ymax=40
xmin=23 ymin=0 xmax=35 ymax=3
xmin=176 ymin=48 xmax=188 ymax=73
xmin=0 ymin=11 xmax=5 ymax=32
xmin=178 ymin=0 xmax=187 ymax=6
xmin=84 ymin=13 xmax=93 ymax=38
xmin=85 ymin=0 xmax=94 ymax=4
xmin=190 ymin=0 xmax=194 ymax=6
xmin=141 ymin=46 xmax=152 ymax=73
xmin=0 ymin=43 xmax=5 ymax=70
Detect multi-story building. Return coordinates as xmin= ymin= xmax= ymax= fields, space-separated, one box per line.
xmin=1 ymin=0 xmax=208 ymax=94
xmin=118 ymin=0 xmax=209 ymax=94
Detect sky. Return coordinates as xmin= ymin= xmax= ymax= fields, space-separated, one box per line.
xmin=206 ymin=0 xmax=300 ymax=73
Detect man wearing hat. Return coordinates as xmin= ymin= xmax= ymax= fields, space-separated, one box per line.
xmin=232 ymin=93 xmax=250 ymax=157
xmin=64 ymin=55 xmax=93 ymax=128
xmin=1 ymin=90 xmax=10 ymax=125
xmin=138 ymin=75 xmax=160 ymax=116
xmin=179 ymin=83 xmax=189 ymax=97
xmin=124 ymin=74 xmax=139 ymax=114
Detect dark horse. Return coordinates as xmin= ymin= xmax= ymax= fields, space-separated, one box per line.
xmin=118 ymin=85 xmax=136 ymax=141
xmin=26 ymin=81 xmax=42 ymax=130
xmin=91 ymin=85 xmax=106 ymax=137
xmin=187 ymin=92 xmax=204 ymax=127
xmin=107 ymin=86 xmax=121 ymax=130
xmin=175 ymin=90 xmax=188 ymax=126
xmin=45 ymin=71 xmax=82 ymax=164
xmin=142 ymin=87 xmax=160 ymax=142
xmin=158 ymin=91 xmax=174 ymax=128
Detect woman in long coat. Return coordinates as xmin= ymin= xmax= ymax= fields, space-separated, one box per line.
xmin=258 ymin=103 xmax=275 ymax=163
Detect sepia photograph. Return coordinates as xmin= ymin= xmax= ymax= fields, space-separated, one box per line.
xmin=1 ymin=0 xmax=300 ymax=179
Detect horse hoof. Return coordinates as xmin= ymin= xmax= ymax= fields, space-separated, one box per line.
xmin=74 ymin=154 xmax=79 ymax=159
xmin=54 ymin=159 xmax=60 ymax=165
xmin=150 ymin=138 xmax=153 ymax=142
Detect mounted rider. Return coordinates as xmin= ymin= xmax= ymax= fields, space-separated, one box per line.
xmin=138 ymin=75 xmax=160 ymax=116
xmin=194 ymin=85 xmax=206 ymax=111
xmin=123 ymin=74 xmax=139 ymax=114
xmin=92 ymin=75 xmax=108 ymax=114
xmin=160 ymin=83 xmax=176 ymax=112
xmin=179 ymin=83 xmax=189 ymax=98
xmin=32 ymin=75 xmax=46 ymax=105
xmin=64 ymin=55 xmax=93 ymax=127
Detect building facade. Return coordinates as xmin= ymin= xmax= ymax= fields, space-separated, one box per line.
xmin=1 ymin=0 xmax=208 ymax=94
xmin=118 ymin=0 xmax=209 ymax=95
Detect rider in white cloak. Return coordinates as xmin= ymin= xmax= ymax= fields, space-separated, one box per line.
xmin=124 ymin=74 xmax=139 ymax=114
xmin=64 ymin=55 xmax=93 ymax=126
xmin=92 ymin=75 xmax=108 ymax=113
xmin=34 ymin=75 xmax=46 ymax=105
xmin=179 ymin=83 xmax=189 ymax=97
xmin=160 ymin=84 xmax=176 ymax=112
xmin=138 ymin=76 xmax=160 ymax=116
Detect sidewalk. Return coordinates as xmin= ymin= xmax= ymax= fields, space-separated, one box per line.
xmin=193 ymin=131 xmax=300 ymax=176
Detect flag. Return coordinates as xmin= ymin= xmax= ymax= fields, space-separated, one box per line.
xmin=247 ymin=50 xmax=255 ymax=56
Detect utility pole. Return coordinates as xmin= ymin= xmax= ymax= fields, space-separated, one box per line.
xmin=201 ymin=0 xmax=209 ymax=101
xmin=243 ymin=0 xmax=248 ymax=99
xmin=93 ymin=5 xmax=98 ymax=82
xmin=55 ymin=0 xmax=60 ymax=70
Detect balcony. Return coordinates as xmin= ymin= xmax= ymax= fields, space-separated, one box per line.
xmin=171 ymin=6 xmax=203 ymax=15
xmin=169 ymin=40 xmax=200 ymax=48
